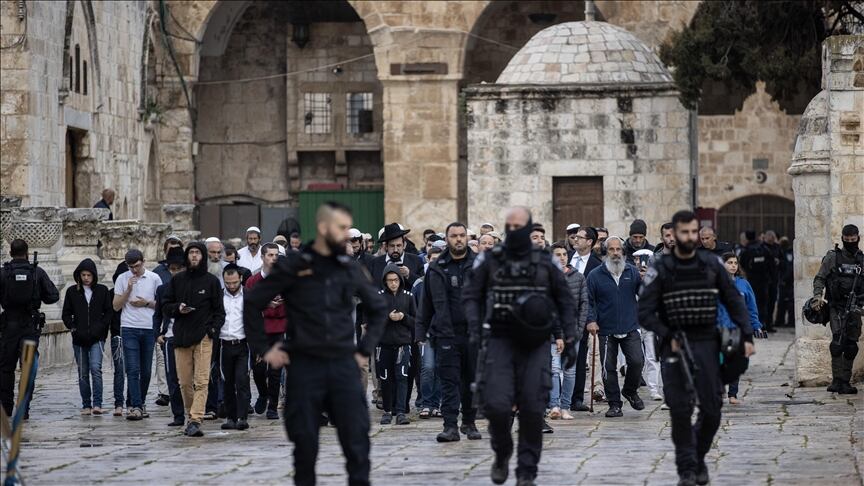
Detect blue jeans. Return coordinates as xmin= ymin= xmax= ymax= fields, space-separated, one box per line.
xmin=548 ymin=344 xmax=577 ymax=409
xmin=121 ymin=327 xmax=155 ymax=409
xmin=73 ymin=341 xmax=104 ymax=409
xmin=110 ymin=335 xmax=130 ymax=408
xmin=419 ymin=341 xmax=440 ymax=409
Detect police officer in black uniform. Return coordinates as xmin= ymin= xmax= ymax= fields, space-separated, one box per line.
xmin=811 ymin=224 xmax=863 ymax=395
xmin=639 ymin=211 xmax=755 ymax=486
xmin=738 ymin=230 xmax=777 ymax=330
xmin=463 ymin=207 xmax=579 ymax=486
xmin=243 ymin=202 xmax=387 ymax=486
xmin=0 ymin=239 xmax=60 ymax=416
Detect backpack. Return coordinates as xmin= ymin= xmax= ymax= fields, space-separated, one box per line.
xmin=2 ymin=262 xmax=38 ymax=311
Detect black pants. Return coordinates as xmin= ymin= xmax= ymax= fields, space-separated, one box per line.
xmin=0 ymin=321 xmax=38 ymax=416
xmin=405 ymin=342 xmax=420 ymax=410
xmin=571 ymin=332 xmax=590 ymax=405
xmin=220 ymin=340 xmax=251 ymax=421
xmin=163 ymin=338 xmax=186 ymax=421
xmin=253 ymin=333 xmax=283 ymax=411
xmin=434 ymin=335 xmax=477 ymax=428
xmin=375 ymin=344 xmax=411 ymax=414
xmin=206 ymin=338 xmax=222 ymax=413
xmin=775 ymin=287 xmax=794 ymax=327
xmin=599 ymin=330 xmax=644 ymax=407
xmin=661 ymin=338 xmax=723 ymax=476
xmin=751 ymin=279 xmax=773 ymax=330
xmin=284 ymin=353 xmax=370 ymax=486
xmin=484 ymin=337 xmax=550 ymax=481
xmin=829 ymin=307 xmax=862 ymax=384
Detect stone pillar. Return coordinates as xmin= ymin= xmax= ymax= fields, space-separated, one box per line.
xmin=1 ymin=207 xmax=65 ymax=320
xmin=99 ymin=220 xmax=172 ymax=275
xmin=58 ymin=208 xmax=110 ymax=289
xmin=162 ymin=203 xmax=200 ymax=242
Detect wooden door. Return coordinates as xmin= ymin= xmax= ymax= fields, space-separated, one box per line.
xmin=552 ymin=177 xmax=604 ymax=242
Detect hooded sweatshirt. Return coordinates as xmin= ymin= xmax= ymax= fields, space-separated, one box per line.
xmin=377 ymin=263 xmax=416 ymax=346
xmin=62 ymin=258 xmax=113 ymax=346
xmin=161 ymin=242 xmax=226 ymax=348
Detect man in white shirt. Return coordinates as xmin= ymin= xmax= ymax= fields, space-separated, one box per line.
xmin=112 ymin=249 xmax=161 ymax=420
xmin=219 ymin=266 xmax=251 ymax=431
xmin=237 ymin=226 xmax=263 ymax=273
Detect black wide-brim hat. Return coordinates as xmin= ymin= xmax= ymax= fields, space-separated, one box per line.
xmin=379 ymin=223 xmax=410 ymax=243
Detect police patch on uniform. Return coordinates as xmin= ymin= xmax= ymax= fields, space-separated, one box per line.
xmin=642 ymin=266 xmax=658 ymax=286
xmin=15 ymin=274 xmax=28 ymax=281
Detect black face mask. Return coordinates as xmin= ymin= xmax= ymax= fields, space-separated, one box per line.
xmin=843 ymin=238 xmax=860 ymax=253
xmin=505 ymin=219 xmax=534 ymax=257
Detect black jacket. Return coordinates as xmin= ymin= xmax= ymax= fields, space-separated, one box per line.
xmin=162 ymin=242 xmax=225 ymax=348
xmin=739 ymin=242 xmax=776 ymax=284
xmin=244 ymin=245 xmax=387 ymax=358
xmin=0 ymin=257 xmax=60 ymax=324
xmin=367 ymin=252 xmax=425 ymax=289
xmin=378 ymin=263 xmax=416 ymax=346
xmin=417 ymin=250 xmax=475 ymax=340
xmin=61 ymin=259 xmax=113 ymax=346
xmin=109 ymin=262 xmax=128 ymax=338
xmin=624 ymin=238 xmax=656 ymax=265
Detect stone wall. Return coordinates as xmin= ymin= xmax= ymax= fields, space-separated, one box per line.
xmin=697 ymin=82 xmax=799 ymax=211
xmin=466 ymin=85 xmax=692 ymax=239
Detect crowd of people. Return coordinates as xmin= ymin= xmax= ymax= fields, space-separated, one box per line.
xmin=1 ymin=193 xmax=861 ymax=486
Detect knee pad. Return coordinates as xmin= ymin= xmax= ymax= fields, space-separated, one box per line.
xmin=842 ymin=339 xmax=859 ymax=361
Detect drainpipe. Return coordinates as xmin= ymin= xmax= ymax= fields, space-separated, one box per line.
xmin=689 ymin=109 xmax=698 ymax=209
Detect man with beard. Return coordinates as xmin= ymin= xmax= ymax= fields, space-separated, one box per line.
xmin=238 ymin=227 xmax=263 ymax=273
xmin=349 ymin=228 xmax=370 ymax=267
xmin=639 ymin=210 xmax=754 ymax=486
xmin=624 ymin=219 xmax=655 ymax=264
xmin=463 ymin=207 xmax=578 ymax=486
xmin=416 ymin=222 xmax=480 ymax=442
xmin=698 ymin=227 xmax=731 ymax=257
xmin=585 ymin=237 xmax=645 ymax=418
xmin=205 ymin=237 xmax=227 ymax=282
xmin=244 ymin=202 xmax=387 ymax=486
xmin=368 ymin=224 xmax=425 ymax=290
xmin=655 ymin=223 xmax=675 ymax=257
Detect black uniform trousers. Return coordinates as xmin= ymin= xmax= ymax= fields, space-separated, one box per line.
xmin=253 ymin=333 xmax=283 ymax=411
xmin=284 ymin=353 xmax=370 ymax=486
xmin=0 ymin=318 xmax=39 ymax=416
xmin=434 ymin=335 xmax=477 ymax=429
xmin=484 ymin=337 xmax=551 ymax=481
xmin=375 ymin=344 xmax=411 ymax=414
xmin=829 ymin=307 xmax=862 ymax=383
xmin=750 ymin=278 xmax=773 ymax=329
xmin=220 ymin=339 xmax=251 ymax=421
xmin=599 ymin=330 xmax=644 ymax=407
xmin=661 ymin=338 xmax=723 ymax=476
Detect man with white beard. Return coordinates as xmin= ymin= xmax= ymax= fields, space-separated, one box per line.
xmin=585 ymin=236 xmax=645 ymax=418
xmin=205 ymin=237 xmax=227 ymax=284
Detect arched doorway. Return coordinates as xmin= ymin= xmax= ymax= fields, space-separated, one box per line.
xmin=717 ymin=195 xmax=795 ymax=243
xmin=194 ymin=0 xmax=383 ymax=240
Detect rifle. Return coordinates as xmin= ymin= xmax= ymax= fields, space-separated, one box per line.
xmin=665 ymin=330 xmax=700 ymax=408
xmin=470 ymin=323 xmax=491 ymax=411
xmin=839 ymin=265 xmax=863 ymax=322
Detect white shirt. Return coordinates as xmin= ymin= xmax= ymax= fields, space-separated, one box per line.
xmin=165 ymin=317 xmax=175 ymax=339
xmin=237 ymin=246 xmax=263 ymax=273
xmin=220 ymin=288 xmax=245 ymax=340
xmin=569 ymin=253 xmax=590 ymax=274
xmin=83 ymin=285 xmax=93 ymax=304
xmin=114 ymin=270 xmax=160 ymax=329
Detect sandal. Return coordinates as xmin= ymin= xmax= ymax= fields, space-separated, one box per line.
xmin=419 ymin=408 xmax=431 ymax=419
xmin=432 ymin=408 xmax=442 ymax=418
xmin=92 ymin=407 xmax=104 ymax=415
xmin=81 ymin=408 xmax=92 ymax=416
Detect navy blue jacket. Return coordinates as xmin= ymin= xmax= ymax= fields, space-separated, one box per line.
xmin=416 ymin=250 xmax=475 ymax=340
xmin=586 ymin=262 xmax=642 ymax=336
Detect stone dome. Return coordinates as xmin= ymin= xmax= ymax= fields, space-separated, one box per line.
xmin=496 ymin=21 xmax=673 ymax=85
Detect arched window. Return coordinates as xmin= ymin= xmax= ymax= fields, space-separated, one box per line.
xmin=717 ymin=195 xmax=795 ymax=243
xmin=74 ymin=44 xmax=81 ymax=93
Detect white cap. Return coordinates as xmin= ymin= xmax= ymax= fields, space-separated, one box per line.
xmin=467 ymin=229 xmax=477 ymax=237
xmin=431 ymin=240 xmax=447 ymax=249
xmin=348 ymin=228 xmax=362 ymax=239
xmin=436 ymin=232 xmax=445 ymax=239
xmin=246 ymin=226 xmax=261 ymax=234
xmin=275 ymin=243 xmax=287 ymax=256
xmin=481 ymin=222 xmax=495 ymax=229
xmin=633 ymin=249 xmax=654 ymax=257
xmin=204 ymin=237 xmax=221 ymax=244
xmin=363 ymin=233 xmax=372 ymax=240
xmin=566 ymin=223 xmax=581 ymax=232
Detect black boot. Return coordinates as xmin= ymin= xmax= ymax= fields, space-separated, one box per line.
xmin=436 ymin=426 xmax=460 ymax=442
xmin=490 ymin=453 xmax=510 ymax=485
xmin=677 ymin=471 xmax=697 ymax=486
xmin=460 ymin=423 xmax=482 ymax=440
xmin=695 ymin=462 xmax=710 ymax=485
xmin=827 ymin=379 xmax=840 ymax=393
xmin=837 ymin=382 xmax=858 ymax=394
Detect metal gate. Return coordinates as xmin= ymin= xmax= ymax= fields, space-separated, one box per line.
xmin=299 ymin=190 xmax=384 ymax=241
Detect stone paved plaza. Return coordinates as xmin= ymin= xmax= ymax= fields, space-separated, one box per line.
xmin=8 ymin=329 xmax=862 ymax=485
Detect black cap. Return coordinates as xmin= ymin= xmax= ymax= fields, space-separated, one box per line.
xmin=630 ymin=219 xmax=647 ymax=236
xmin=842 ymin=224 xmax=859 ymax=237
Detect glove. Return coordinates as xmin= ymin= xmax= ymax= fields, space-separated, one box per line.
xmin=561 ymin=339 xmax=578 ymax=370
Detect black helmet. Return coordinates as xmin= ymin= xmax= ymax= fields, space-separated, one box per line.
xmin=802 ymin=297 xmax=830 ymax=325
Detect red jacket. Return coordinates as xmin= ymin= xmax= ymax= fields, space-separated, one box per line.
xmin=245 ymin=272 xmax=287 ymax=335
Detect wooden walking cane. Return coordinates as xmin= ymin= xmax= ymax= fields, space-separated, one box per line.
xmin=5 ymin=339 xmax=38 ymax=486
xmin=589 ymin=334 xmax=597 ymax=413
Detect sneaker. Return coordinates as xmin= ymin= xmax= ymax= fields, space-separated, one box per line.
xmin=650 ymin=391 xmax=664 ymax=401
xmin=186 ymin=421 xmax=204 ymax=437
xmin=605 ymin=406 xmax=623 ymax=418
xmin=236 ymin=418 xmax=249 ymax=430
xmin=570 ymin=400 xmax=589 ymax=412
xmin=419 ymin=408 xmax=431 ymax=419
xmin=516 ymin=477 xmax=537 ymax=486
xmin=549 ymin=407 xmax=562 ymax=420
xmin=827 ymin=380 xmax=841 ymax=393
xmin=221 ymin=419 xmax=237 ymax=430
xmin=203 ymin=411 xmax=217 ymax=420
xmin=126 ymin=408 xmax=143 ymax=421
xmin=696 ymin=462 xmax=710 ymax=485
xmin=266 ymin=409 xmax=279 ymax=420
xmin=436 ymin=426 xmax=460 ymax=442
xmin=490 ymin=453 xmax=511 ymax=485
xmin=380 ymin=412 xmax=392 ymax=425
xmin=561 ymin=410 xmax=574 ymax=420
xmin=396 ymin=413 xmax=410 ymax=425
xmin=622 ymin=391 xmax=645 ymax=411
xmin=677 ymin=471 xmax=697 ymax=486
xmin=661 ymin=402 xmax=670 ymax=410
xmin=155 ymin=394 xmax=169 ymax=407
xmin=167 ymin=418 xmax=185 ymax=427
xmin=838 ymin=382 xmax=858 ymax=394
xmin=542 ymin=420 xmax=554 ymax=434
xmin=81 ymin=408 xmax=92 ymax=415
xmin=592 ymin=389 xmax=606 ymax=402
xmin=92 ymin=407 xmax=104 ymax=416
xmin=113 ymin=407 xmax=123 ymax=417
xmin=460 ymin=423 xmax=481 ymax=440
xmin=254 ymin=397 xmax=267 ymax=414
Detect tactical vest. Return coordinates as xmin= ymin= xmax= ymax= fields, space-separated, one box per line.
xmin=828 ymin=248 xmax=864 ymax=307
xmin=658 ymin=252 xmax=720 ymax=329
xmin=487 ymin=248 xmax=554 ymax=344
xmin=2 ymin=261 xmax=38 ymax=312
